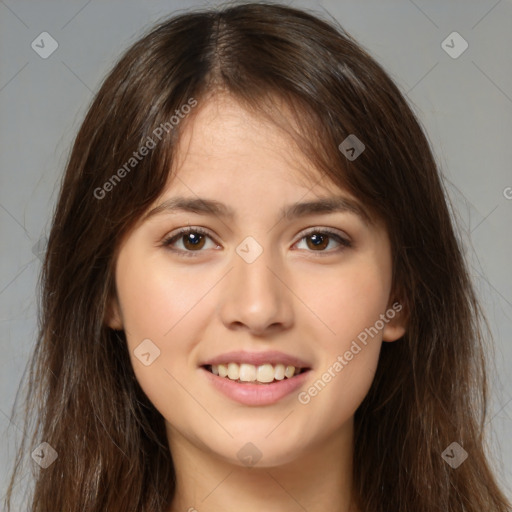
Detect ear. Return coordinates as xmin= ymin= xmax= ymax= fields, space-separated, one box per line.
xmin=382 ymin=298 xmax=408 ymax=343
xmin=105 ymin=294 xmax=123 ymax=330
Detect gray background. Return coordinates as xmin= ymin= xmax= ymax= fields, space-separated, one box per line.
xmin=1 ymin=0 xmax=511 ymax=506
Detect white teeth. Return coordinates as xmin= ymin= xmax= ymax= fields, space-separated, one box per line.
xmin=274 ymin=364 xmax=285 ymax=380
xmin=284 ymin=365 xmax=295 ymax=378
xmin=227 ymin=362 xmax=239 ymax=380
xmin=209 ymin=362 xmax=303 ymax=383
xmin=239 ymin=363 xmax=257 ymax=382
xmin=256 ymin=363 xmax=274 ymax=383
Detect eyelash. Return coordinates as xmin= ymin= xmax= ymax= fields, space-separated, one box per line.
xmin=161 ymin=226 xmax=352 ymax=258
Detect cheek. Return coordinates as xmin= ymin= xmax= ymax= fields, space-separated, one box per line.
xmin=116 ymin=253 xmax=213 ymax=346
xmin=296 ymin=260 xmax=391 ymax=345
xmin=293 ymin=261 xmax=389 ymax=425
xmin=114 ymin=253 xmax=217 ymax=413
xmin=299 ymin=349 xmax=379 ymax=441
xmin=297 ymin=312 xmax=383 ymax=439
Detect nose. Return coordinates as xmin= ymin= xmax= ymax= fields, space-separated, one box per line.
xmin=218 ymin=245 xmax=294 ymax=336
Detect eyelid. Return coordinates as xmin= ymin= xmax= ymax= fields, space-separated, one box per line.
xmin=292 ymin=226 xmax=352 ymax=255
xmin=297 ymin=226 xmax=351 ymax=244
xmin=161 ymin=226 xmax=220 ymax=255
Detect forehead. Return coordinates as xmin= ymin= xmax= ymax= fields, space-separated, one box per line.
xmin=142 ymin=94 xmax=372 ymax=227
xmin=171 ymin=93 xmax=321 ymax=186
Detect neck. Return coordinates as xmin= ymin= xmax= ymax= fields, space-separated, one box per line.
xmin=167 ymin=420 xmax=358 ymax=512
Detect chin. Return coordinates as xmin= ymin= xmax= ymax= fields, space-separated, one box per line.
xmin=209 ymin=433 xmax=307 ymax=469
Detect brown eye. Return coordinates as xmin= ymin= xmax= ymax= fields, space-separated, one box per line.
xmin=162 ymin=227 xmax=218 ymax=256
xmin=296 ymin=229 xmax=352 ymax=253
xmin=181 ymin=232 xmax=206 ymax=250
xmin=305 ymin=233 xmax=330 ymax=251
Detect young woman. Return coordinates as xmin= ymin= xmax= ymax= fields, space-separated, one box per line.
xmin=5 ymin=2 xmax=511 ymax=511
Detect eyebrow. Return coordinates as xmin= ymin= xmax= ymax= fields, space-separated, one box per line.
xmin=143 ymin=195 xmax=371 ymax=224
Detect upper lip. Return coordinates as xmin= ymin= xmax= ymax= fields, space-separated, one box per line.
xmin=200 ymin=350 xmax=312 ymax=369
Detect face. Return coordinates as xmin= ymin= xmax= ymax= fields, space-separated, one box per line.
xmin=107 ymin=94 xmax=406 ymax=468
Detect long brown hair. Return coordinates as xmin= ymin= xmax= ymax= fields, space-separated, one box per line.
xmin=4 ymin=2 xmax=510 ymax=511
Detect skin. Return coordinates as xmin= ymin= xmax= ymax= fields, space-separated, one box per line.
xmin=107 ymin=93 xmax=406 ymax=512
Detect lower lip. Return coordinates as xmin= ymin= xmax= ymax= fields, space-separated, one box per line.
xmin=200 ymin=367 xmax=311 ymax=406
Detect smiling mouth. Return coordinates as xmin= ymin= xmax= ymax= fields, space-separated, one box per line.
xmin=203 ymin=363 xmax=310 ymax=384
